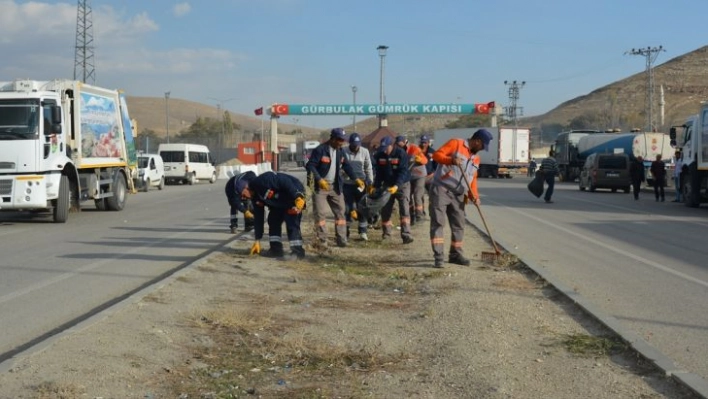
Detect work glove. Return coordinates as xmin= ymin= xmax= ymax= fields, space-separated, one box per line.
xmin=294 ymin=197 xmax=305 ymax=211
xmin=414 ymin=154 xmax=425 ymax=164
xmin=367 ymin=185 xmax=376 ymax=195
xmin=244 ymin=210 xmax=254 ymax=219
xmin=350 ymin=210 xmax=358 ymax=220
xmin=355 ymin=178 xmax=365 ymax=190
xmin=250 ymin=241 xmax=261 ymax=255
xmin=318 ymin=179 xmax=330 ymax=191
xmin=387 ymin=185 xmax=398 ymax=195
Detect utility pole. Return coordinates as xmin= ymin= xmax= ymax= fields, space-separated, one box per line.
xmin=73 ymin=0 xmax=96 ymax=83
xmin=351 ymin=85 xmax=358 ymax=131
xmin=164 ymin=92 xmax=170 ymax=144
xmin=504 ymin=80 xmax=525 ymax=164
xmin=377 ymin=45 xmax=388 ymax=128
xmin=626 ymin=46 xmax=664 ymax=132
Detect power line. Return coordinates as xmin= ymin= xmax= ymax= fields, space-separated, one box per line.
xmin=73 ymin=0 xmax=96 ymax=83
xmin=503 ymin=80 xmax=525 ymax=125
xmin=625 ymin=45 xmax=665 ymax=132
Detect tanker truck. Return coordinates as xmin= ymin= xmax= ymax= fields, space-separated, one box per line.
xmin=551 ymin=130 xmax=600 ymax=182
xmin=576 ymin=131 xmax=674 ymax=187
xmin=670 ymin=108 xmax=708 ymax=207
xmin=0 ymin=79 xmax=137 ymax=222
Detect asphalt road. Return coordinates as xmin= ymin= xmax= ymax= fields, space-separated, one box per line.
xmin=472 ymin=176 xmax=708 ymax=383
xmin=0 ymin=181 xmax=236 ymax=362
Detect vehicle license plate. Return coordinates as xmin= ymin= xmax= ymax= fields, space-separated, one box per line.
xmin=606 ymin=172 xmax=619 ymax=177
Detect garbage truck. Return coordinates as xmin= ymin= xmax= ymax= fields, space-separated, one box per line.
xmin=0 ymin=79 xmax=137 ymax=222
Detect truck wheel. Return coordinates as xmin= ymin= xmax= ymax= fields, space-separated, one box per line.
xmin=623 ymin=186 xmax=630 ymax=193
xmin=158 ymin=177 xmax=165 ymax=190
xmin=53 ymin=175 xmax=70 ymax=223
xmin=95 ymin=199 xmax=106 ymax=210
xmin=589 ymin=183 xmax=596 ymax=192
xmin=210 ymin=172 xmax=217 ymax=184
xmin=106 ymin=173 xmax=127 ymax=211
xmin=188 ymin=173 xmax=196 ymax=185
xmin=142 ymin=178 xmax=150 ymax=192
xmin=683 ymin=164 xmax=701 ymax=208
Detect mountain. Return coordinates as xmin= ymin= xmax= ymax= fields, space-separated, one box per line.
xmin=522 ymin=45 xmax=708 ymax=132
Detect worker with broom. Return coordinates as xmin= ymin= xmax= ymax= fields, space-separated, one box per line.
xmin=429 ymin=129 xmax=492 ymax=268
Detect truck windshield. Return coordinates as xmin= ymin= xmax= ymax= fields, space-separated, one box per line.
xmin=0 ymin=99 xmax=40 ymax=140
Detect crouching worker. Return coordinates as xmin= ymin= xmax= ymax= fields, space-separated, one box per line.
xmin=225 ymin=171 xmax=256 ymax=233
xmin=237 ymin=171 xmax=307 ymax=260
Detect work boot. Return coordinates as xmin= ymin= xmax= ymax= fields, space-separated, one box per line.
xmin=433 ymin=259 xmax=444 ymax=268
xmin=359 ymin=232 xmax=369 ymax=242
xmin=244 ymin=224 xmax=254 ymax=232
xmin=448 ymin=253 xmax=470 ymax=266
xmin=262 ymin=245 xmax=285 ymax=258
xmin=283 ymin=246 xmax=306 ymax=261
xmin=230 ymin=226 xmax=237 ymax=234
xmin=336 ymin=237 xmax=348 ymax=248
xmin=402 ymin=235 xmax=414 ymax=244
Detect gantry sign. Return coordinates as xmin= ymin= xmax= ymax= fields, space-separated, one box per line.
xmin=268 ymin=102 xmax=496 ymax=116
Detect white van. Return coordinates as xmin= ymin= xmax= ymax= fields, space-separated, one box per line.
xmin=158 ymin=143 xmax=217 ymax=185
xmin=137 ymin=153 xmax=165 ymax=191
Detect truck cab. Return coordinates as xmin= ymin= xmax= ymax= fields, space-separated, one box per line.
xmin=670 ymin=106 xmax=708 ymax=207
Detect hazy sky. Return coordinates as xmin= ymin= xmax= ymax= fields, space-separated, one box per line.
xmin=1 ymin=0 xmax=706 ymax=130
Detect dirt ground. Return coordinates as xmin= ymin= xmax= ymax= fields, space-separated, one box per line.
xmin=0 ymin=209 xmax=700 ymax=399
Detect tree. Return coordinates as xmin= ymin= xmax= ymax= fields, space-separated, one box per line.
xmin=444 ymin=114 xmax=492 ymax=129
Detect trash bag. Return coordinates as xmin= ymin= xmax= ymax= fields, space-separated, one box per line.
xmin=527 ymin=172 xmax=544 ymax=198
xmin=358 ymin=188 xmax=391 ymax=219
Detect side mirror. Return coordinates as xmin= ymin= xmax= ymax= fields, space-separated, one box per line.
xmin=670 ymin=139 xmax=677 ymax=147
xmin=52 ymin=123 xmax=62 ymax=134
xmin=51 ymin=105 xmax=62 ymax=124
xmin=669 ymin=127 xmax=676 ymax=140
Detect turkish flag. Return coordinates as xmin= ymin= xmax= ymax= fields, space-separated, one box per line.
xmin=273 ymin=104 xmax=290 ymax=115
xmin=254 ymin=107 xmax=263 ymax=116
xmin=487 ymin=101 xmax=496 ymax=109
xmin=474 ymin=103 xmax=490 ymax=114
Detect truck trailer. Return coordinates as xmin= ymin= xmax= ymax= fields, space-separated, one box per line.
xmin=434 ymin=127 xmax=530 ymax=178
xmin=0 ymin=79 xmax=137 ymax=222
xmin=551 ymin=130 xmax=601 ymax=182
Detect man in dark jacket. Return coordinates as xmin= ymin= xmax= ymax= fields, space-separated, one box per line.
xmin=238 ymin=171 xmax=307 ymax=260
xmin=629 ymin=156 xmax=645 ymax=200
xmin=372 ymin=136 xmax=414 ymax=244
xmin=225 ymin=171 xmax=255 ymax=233
xmin=650 ymin=154 xmax=666 ymax=202
xmin=306 ymin=128 xmax=364 ymax=247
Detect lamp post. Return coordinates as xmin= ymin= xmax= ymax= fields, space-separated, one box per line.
xmin=164 ymin=91 xmax=170 ymax=144
xmin=377 ymin=45 xmax=388 ymax=128
xmin=351 ymin=85 xmax=358 ymax=131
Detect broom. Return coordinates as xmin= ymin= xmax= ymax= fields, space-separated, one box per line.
xmin=458 ymin=163 xmax=502 ymax=262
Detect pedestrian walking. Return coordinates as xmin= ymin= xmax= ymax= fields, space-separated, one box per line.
xmin=429 ymin=128 xmax=492 ymax=268
xmin=673 ymin=151 xmax=683 ymax=202
xmin=539 ymin=151 xmax=559 ymax=203
xmin=236 ymin=171 xmax=307 ymax=260
xmin=629 ymin=156 xmax=645 ymax=200
xmin=528 ymin=159 xmax=537 ymax=177
xmin=396 ymin=135 xmax=428 ymax=223
xmin=371 ymin=136 xmax=414 ymax=244
xmin=224 ymin=171 xmax=255 ymax=233
xmin=650 ymin=154 xmax=666 ymax=202
xmin=342 ymin=132 xmax=374 ymax=241
xmin=306 ymin=128 xmax=365 ymax=247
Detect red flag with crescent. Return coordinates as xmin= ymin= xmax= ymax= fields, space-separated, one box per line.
xmin=254 ymin=107 xmax=263 ymax=116
xmin=474 ymin=103 xmax=490 ymax=114
xmin=273 ymin=104 xmax=290 ymax=115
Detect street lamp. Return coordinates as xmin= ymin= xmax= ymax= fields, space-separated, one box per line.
xmin=164 ymin=91 xmax=170 ymax=144
xmin=377 ymin=45 xmax=388 ymax=128
xmin=351 ymin=85 xmax=358 ymax=131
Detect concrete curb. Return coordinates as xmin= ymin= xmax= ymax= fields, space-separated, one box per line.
xmin=465 ymin=216 xmax=708 ymax=399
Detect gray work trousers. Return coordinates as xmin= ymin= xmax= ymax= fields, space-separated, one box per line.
xmin=380 ymin=182 xmax=412 ymax=240
xmin=312 ymin=187 xmax=347 ymax=243
xmin=410 ymin=177 xmax=427 ymax=217
xmin=429 ymin=184 xmax=466 ymax=262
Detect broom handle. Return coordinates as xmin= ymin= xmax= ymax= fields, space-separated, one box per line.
xmin=457 ymin=162 xmax=501 ymax=254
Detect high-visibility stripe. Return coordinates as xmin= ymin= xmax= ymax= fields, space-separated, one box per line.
xmin=401 ymin=217 xmax=410 ymax=225
xmin=317 ymin=220 xmax=327 ymax=227
xmin=16 ymin=175 xmax=44 ymax=181
xmin=290 ymin=240 xmax=303 ymax=246
xmin=269 ymin=236 xmax=283 ymax=242
xmin=335 ymin=219 xmax=346 ymax=225
xmin=452 ymin=241 xmax=463 ymax=248
xmin=230 ymin=215 xmax=238 ymax=220
xmin=431 ymin=238 xmax=445 ymax=244
xmin=382 ymin=221 xmax=393 ymax=227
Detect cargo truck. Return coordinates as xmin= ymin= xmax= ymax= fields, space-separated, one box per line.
xmin=670 ymin=106 xmax=708 ymax=207
xmin=0 ymin=79 xmax=137 ymax=222
xmin=551 ymin=130 xmax=600 ymax=182
xmin=434 ymin=127 xmax=530 ymax=178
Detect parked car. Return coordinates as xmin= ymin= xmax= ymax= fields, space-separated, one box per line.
xmin=158 ymin=143 xmax=217 ymax=185
xmin=578 ymin=153 xmax=631 ymax=193
xmin=137 ymin=153 xmax=165 ymax=192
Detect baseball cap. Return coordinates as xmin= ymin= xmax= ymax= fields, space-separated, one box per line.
xmin=471 ymin=129 xmax=493 ymax=151
xmin=349 ymin=132 xmax=361 ymax=145
xmin=395 ymin=135 xmax=407 ymax=144
xmin=234 ymin=171 xmax=257 ymax=194
xmin=380 ymin=136 xmax=393 ymax=147
xmin=419 ymin=135 xmax=430 ymax=143
xmin=330 ymin=128 xmax=346 ymax=140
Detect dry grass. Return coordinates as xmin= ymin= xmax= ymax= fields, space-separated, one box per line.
xmin=33 ymin=381 xmax=85 ymax=399
xmin=560 ymin=333 xmax=628 ymax=358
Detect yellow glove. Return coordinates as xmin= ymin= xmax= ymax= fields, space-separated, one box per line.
xmin=367 ymin=185 xmax=376 ymax=195
xmin=350 ymin=210 xmax=358 ymax=220
xmin=250 ymin=241 xmax=261 ymax=255
xmin=387 ymin=185 xmax=398 ymax=194
xmin=244 ymin=210 xmax=254 ymax=219
xmin=294 ymin=197 xmax=305 ymax=211
xmin=355 ymin=179 xmax=365 ymax=189
xmin=414 ymin=154 xmax=425 ymax=164
xmin=318 ymin=179 xmax=330 ymax=191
